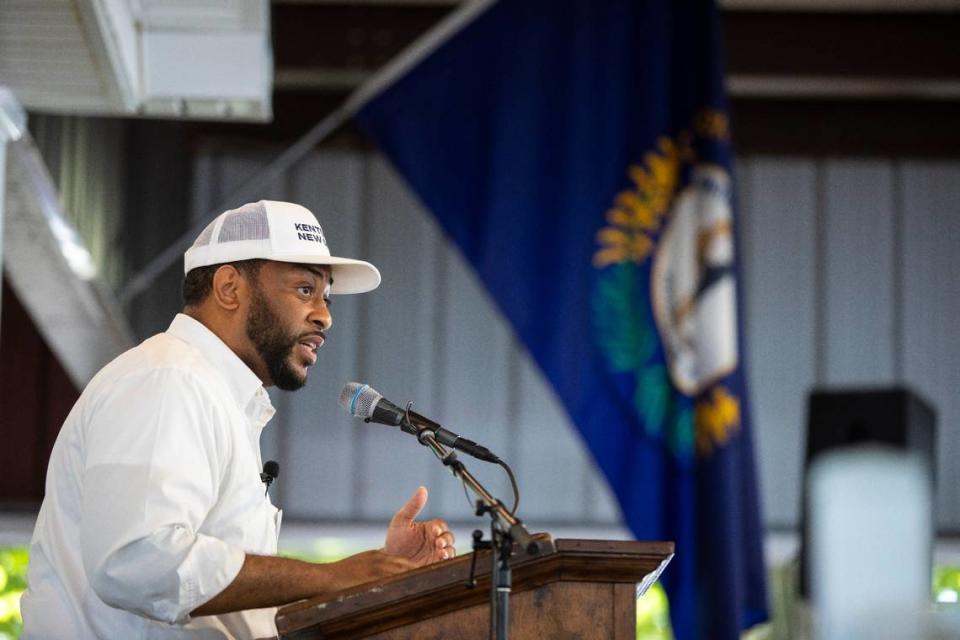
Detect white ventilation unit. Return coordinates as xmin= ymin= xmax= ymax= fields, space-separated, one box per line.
xmin=0 ymin=0 xmax=272 ymax=121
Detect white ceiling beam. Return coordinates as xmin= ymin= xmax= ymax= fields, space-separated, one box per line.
xmin=720 ymin=0 xmax=959 ymax=11
xmin=273 ymin=0 xmax=960 ymax=10
xmin=274 ymin=67 xmax=960 ymax=101
xmin=728 ymin=75 xmax=960 ymax=100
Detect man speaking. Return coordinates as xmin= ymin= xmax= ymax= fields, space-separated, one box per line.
xmin=21 ymin=201 xmax=455 ymax=638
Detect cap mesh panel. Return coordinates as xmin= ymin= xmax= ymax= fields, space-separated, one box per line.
xmin=192 ymin=220 xmax=217 ymax=247
xmin=217 ymin=202 xmax=271 ymax=243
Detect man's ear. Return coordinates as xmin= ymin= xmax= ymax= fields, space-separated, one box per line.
xmin=211 ymin=265 xmax=246 ymax=311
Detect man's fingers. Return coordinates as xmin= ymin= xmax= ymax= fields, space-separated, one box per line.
xmin=428 ymin=518 xmax=449 ymax=538
xmin=434 ymin=532 xmax=457 ymax=559
xmin=390 ymin=486 xmax=429 ymax=527
xmin=427 ymin=520 xmax=456 ymax=560
xmin=433 ymin=530 xmax=455 ymax=548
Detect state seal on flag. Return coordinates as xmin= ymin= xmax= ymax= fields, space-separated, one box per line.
xmin=651 ymin=165 xmax=739 ymax=397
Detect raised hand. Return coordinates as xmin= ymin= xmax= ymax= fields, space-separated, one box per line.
xmin=384 ymin=486 xmax=456 ymax=566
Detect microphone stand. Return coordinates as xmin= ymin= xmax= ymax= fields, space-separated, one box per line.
xmin=406 ymin=416 xmax=539 ymax=640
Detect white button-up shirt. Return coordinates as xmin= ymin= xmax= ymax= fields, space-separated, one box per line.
xmin=22 ymin=314 xmax=283 ymax=639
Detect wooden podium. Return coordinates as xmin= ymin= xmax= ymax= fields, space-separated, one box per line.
xmin=275 ymin=538 xmax=674 ymax=639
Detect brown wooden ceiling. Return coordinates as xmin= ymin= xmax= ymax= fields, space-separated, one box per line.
xmin=184 ymin=4 xmax=960 ymax=157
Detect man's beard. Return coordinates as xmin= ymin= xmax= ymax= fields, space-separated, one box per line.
xmin=245 ymin=285 xmax=308 ymax=391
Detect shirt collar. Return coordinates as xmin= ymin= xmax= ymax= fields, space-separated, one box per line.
xmin=166 ymin=314 xmax=274 ymax=425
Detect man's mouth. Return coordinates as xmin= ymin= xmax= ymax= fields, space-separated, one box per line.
xmin=296 ymin=334 xmax=325 ymax=365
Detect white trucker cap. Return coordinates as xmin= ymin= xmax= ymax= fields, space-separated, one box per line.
xmin=184 ymin=200 xmax=381 ymax=294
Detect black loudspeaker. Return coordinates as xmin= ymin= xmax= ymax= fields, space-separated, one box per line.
xmin=799 ymin=387 xmax=937 ymax=597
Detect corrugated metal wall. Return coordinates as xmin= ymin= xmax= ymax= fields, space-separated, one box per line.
xmin=193 ymin=149 xmax=960 ymax=531
xmin=739 ymin=158 xmax=960 ymax=529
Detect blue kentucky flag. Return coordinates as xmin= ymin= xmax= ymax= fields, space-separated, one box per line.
xmin=355 ymin=1 xmax=768 ymax=637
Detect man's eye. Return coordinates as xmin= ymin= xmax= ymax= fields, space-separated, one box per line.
xmin=297 ymin=286 xmax=313 ymax=296
xmin=323 ymin=296 xmax=333 ymax=308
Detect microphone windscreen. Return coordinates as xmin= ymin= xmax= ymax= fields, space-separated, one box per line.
xmin=338 ymin=382 xmax=382 ymax=419
xmin=263 ymin=460 xmax=280 ymax=479
xmin=338 ymin=382 xmax=364 ymax=410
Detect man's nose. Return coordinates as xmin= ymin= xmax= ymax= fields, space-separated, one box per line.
xmin=311 ymin=299 xmax=332 ymax=332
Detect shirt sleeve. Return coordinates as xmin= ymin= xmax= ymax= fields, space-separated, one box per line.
xmin=79 ymin=367 xmax=247 ymax=625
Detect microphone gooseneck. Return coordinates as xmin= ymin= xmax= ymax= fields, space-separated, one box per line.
xmin=339 ymin=382 xmax=538 ymax=558
xmin=339 ymin=382 xmax=501 ymax=463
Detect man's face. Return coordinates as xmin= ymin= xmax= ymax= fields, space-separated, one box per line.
xmin=244 ymin=262 xmax=332 ymax=390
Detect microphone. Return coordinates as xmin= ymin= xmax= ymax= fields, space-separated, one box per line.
xmin=261 ymin=460 xmax=279 ymax=496
xmin=338 ymin=383 xmax=501 ymax=463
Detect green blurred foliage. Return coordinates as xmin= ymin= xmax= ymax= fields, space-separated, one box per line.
xmin=637 ymin=582 xmax=673 ymax=639
xmin=279 ymin=539 xmax=357 ymax=565
xmin=0 ymin=547 xmax=28 ymax=639
xmin=934 ymin=566 xmax=960 ymax=603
